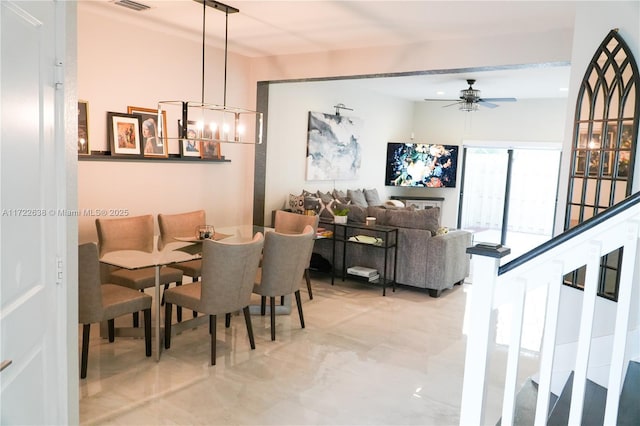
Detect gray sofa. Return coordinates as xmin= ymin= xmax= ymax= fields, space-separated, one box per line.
xmin=312 ymin=204 xmax=472 ymax=297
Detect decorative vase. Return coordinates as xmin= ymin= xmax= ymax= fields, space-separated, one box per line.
xmin=334 ymin=215 xmax=348 ymax=224
xmin=196 ymin=224 xmax=215 ymax=240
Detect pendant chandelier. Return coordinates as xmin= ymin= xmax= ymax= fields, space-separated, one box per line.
xmin=157 ymin=0 xmax=263 ymax=145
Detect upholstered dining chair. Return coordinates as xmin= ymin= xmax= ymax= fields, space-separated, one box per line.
xmin=78 ymin=242 xmax=152 ymax=379
xmin=273 ymin=210 xmax=319 ymax=300
xmin=158 ymin=210 xmax=206 ymax=319
xmin=95 ymin=214 xmax=184 ymax=324
xmin=163 ymin=233 xmax=264 ymax=365
xmin=253 ymin=225 xmax=315 ymax=341
xmin=157 ymin=209 xmax=205 ymax=282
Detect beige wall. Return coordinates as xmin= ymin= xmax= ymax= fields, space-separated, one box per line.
xmin=77 ymin=2 xmax=257 ymax=242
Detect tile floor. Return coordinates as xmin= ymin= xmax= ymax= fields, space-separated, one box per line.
xmin=79 ymin=274 xmax=540 ymax=425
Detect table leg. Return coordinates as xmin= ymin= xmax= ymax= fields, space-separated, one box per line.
xmin=154 ymin=266 xmax=161 ymax=361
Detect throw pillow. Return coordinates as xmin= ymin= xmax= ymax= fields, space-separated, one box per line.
xmin=347 ymin=188 xmax=368 ymax=207
xmin=316 ymin=190 xmax=334 ymax=204
xmin=386 ymin=207 xmax=440 ymax=236
xmin=318 ymin=198 xmax=336 ymax=219
xmin=364 ymin=188 xmax=383 ymax=206
xmin=332 ymin=189 xmax=350 ymax=203
xmin=288 ymin=193 xmax=305 ymax=214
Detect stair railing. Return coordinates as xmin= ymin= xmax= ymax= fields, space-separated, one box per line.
xmin=459 ymin=192 xmax=640 ymax=426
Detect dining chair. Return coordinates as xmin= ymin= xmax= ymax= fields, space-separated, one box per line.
xmin=157 ymin=209 xmax=205 ymax=281
xmin=273 ymin=210 xmax=319 ymax=300
xmin=163 ymin=233 xmax=264 ymax=366
xmin=158 ymin=210 xmax=206 ymax=319
xmin=95 ymin=214 xmax=184 ymax=324
xmin=78 ymin=242 xmax=152 ymax=379
xmin=253 ymin=225 xmax=315 ymax=341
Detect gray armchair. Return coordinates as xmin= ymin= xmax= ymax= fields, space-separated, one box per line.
xmin=78 ymin=242 xmax=152 ymax=379
xmin=253 ymin=225 xmax=315 ymax=341
xmin=163 ymin=233 xmax=264 ymax=365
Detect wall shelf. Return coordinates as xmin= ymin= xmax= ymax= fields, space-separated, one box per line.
xmin=78 ymin=151 xmax=231 ymax=163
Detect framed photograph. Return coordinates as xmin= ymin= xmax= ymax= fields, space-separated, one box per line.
xmin=201 ymin=140 xmax=221 ymax=159
xmin=179 ymin=120 xmax=202 ymax=157
xmin=107 ymin=112 xmax=143 ymax=157
xmin=127 ymin=106 xmax=168 ymax=158
xmin=77 ymin=100 xmax=90 ymax=155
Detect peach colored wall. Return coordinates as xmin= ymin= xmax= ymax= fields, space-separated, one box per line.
xmin=77 ymin=2 xmax=256 ymax=242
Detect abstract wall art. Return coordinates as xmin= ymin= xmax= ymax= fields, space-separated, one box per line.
xmin=306 ymin=111 xmax=362 ymax=180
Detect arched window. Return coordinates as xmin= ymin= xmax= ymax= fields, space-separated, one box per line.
xmin=564 ymin=29 xmax=639 ymax=300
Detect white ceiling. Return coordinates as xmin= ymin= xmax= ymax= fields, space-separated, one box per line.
xmin=88 ymin=0 xmax=578 ymax=101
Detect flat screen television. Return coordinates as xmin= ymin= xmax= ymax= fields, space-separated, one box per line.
xmin=385 ymin=143 xmax=458 ymax=188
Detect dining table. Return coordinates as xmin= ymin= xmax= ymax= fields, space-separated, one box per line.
xmin=98 ymin=224 xmax=276 ymax=361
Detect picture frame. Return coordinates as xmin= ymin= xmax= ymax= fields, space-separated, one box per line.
xmin=201 ymin=140 xmax=221 ymax=159
xmin=179 ymin=120 xmax=202 ymax=157
xmin=127 ymin=106 xmax=168 ymax=158
xmin=77 ymin=100 xmax=90 ymax=155
xmin=107 ymin=112 xmax=143 ymax=157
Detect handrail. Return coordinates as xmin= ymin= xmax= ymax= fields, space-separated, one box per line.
xmin=498 ymin=191 xmax=640 ymax=275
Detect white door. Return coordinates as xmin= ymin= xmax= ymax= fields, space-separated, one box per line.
xmin=1 ymin=1 xmax=70 ymax=423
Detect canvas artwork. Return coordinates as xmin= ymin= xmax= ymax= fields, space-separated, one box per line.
xmin=306 ymin=111 xmax=362 ymax=180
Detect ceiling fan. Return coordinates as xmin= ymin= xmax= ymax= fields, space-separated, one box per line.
xmin=425 ymin=79 xmax=517 ymax=111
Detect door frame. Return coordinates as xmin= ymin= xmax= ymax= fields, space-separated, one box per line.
xmin=457 ymin=139 xmax=562 ymax=245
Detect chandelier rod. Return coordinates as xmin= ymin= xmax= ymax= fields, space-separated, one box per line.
xmin=199 ymin=0 xmax=233 ymax=108
xmin=201 ymin=0 xmax=206 ymax=105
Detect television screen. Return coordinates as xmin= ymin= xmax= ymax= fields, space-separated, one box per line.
xmin=385 ymin=143 xmax=458 ymax=187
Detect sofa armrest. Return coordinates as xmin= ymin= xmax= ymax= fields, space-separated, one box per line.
xmin=425 ymin=230 xmax=473 ymax=290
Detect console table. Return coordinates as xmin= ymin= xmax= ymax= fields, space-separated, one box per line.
xmin=390 ymin=196 xmax=444 ymax=210
xmin=319 ymin=219 xmax=398 ymax=296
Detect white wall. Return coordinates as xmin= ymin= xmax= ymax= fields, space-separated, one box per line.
xmin=77 ymin=3 xmax=257 ymax=242
xmin=265 ymin=80 xmax=414 ymax=222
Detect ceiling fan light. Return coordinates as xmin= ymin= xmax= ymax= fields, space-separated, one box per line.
xmin=459 ymin=102 xmax=478 ymax=112
xmin=460 ymin=88 xmax=480 ymax=100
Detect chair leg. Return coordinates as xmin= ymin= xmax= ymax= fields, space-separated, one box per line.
xmin=210 ymin=315 xmax=217 ymax=366
xmin=192 ymin=277 xmax=199 ymax=318
xmin=270 ymin=296 xmax=276 ymax=341
xmin=295 ymin=290 xmax=305 ymax=329
xmin=225 ymin=312 xmax=231 ymax=328
xmin=280 ymin=295 xmax=284 ymax=306
xmin=176 ymin=282 xmax=182 ymax=322
xmin=261 ymin=296 xmax=266 ymax=316
xmin=80 ymin=324 xmax=90 ymax=379
xmin=164 ymin=303 xmax=172 ymax=349
xmin=243 ymin=306 xmax=255 ymax=350
xmin=161 ymin=283 xmax=169 ymax=305
xmin=305 ymin=268 xmax=313 ymax=300
xmin=144 ymin=308 xmax=152 ymax=357
xmin=133 ymin=312 xmax=139 ymax=328
xmin=108 ymin=319 xmax=115 ymax=342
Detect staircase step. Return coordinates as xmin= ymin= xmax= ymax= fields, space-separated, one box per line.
xmin=617 ymin=360 xmax=640 ymax=425
xmin=496 ymin=378 xmax=557 ymax=426
xmin=547 ymin=371 xmax=607 ymax=426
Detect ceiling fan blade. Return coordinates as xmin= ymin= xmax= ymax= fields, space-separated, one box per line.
xmin=477 ymin=100 xmax=499 ymax=108
xmin=424 ymin=98 xmax=459 ymax=102
xmin=442 ymin=101 xmax=463 ymax=108
xmin=481 ymin=97 xmax=517 ymax=102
